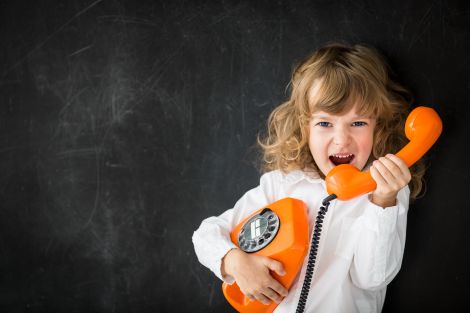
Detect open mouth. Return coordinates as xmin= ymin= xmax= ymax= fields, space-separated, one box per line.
xmin=329 ymin=153 xmax=355 ymax=166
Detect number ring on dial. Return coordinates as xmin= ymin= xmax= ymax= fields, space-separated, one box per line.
xmin=238 ymin=208 xmax=280 ymax=253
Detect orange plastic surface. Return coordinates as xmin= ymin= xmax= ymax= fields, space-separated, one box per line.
xmin=222 ymin=198 xmax=309 ymax=313
xmin=326 ymin=106 xmax=443 ymax=200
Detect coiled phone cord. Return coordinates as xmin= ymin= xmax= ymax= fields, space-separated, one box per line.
xmin=295 ymin=194 xmax=337 ymax=313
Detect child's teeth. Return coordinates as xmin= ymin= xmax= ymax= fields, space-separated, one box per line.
xmin=329 ymin=154 xmax=354 ymax=165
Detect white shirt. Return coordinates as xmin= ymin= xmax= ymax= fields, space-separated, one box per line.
xmin=192 ymin=169 xmax=409 ymax=313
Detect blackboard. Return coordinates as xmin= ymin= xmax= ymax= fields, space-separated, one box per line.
xmin=0 ymin=0 xmax=468 ymax=312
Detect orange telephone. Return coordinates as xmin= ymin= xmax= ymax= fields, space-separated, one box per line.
xmin=222 ymin=198 xmax=310 ymax=313
xmin=222 ymin=106 xmax=442 ymax=313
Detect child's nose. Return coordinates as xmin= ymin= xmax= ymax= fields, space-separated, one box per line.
xmin=333 ymin=127 xmax=351 ymax=146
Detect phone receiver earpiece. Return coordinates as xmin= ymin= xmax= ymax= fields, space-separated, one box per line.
xmin=326 ymin=106 xmax=443 ymax=201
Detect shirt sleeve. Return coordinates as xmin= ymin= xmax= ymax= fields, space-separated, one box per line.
xmin=192 ymin=171 xmax=279 ymax=283
xmin=349 ymin=185 xmax=410 ymax=291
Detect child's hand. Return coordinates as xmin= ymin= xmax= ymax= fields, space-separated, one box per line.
xmin=370 ymin=154 xmax=411 ymax=208
xmin=222 ymin=248 xmax=288 ymax=305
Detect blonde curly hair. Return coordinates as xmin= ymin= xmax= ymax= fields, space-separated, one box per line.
xmin=257 ymin=42 xmax=426 ymax=200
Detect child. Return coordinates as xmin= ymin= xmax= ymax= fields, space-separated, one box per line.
xmin=192 ymin=43 xmax=425 ymax=313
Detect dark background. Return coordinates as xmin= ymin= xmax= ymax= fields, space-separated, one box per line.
xmin=0 ymin=0 xmax=468 ymax=312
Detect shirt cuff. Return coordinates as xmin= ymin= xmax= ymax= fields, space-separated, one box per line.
xmin=364 ymin=194 xmax=400 ymax=234
xmin=210 ymin=241 xmax=238 ymax=283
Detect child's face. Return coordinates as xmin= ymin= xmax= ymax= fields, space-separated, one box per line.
xmin=308 ymin=103 xmax=376 ymax=177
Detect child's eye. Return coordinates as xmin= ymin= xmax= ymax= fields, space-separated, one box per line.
xmin=316 ymin=121 xmax=332 ymax=127
xmin=352 ymin=121 xmax=368 ymax=127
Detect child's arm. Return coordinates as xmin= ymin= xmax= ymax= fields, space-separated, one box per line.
xmin=221 ymin=248 xmax=288 ymax=304
xmin=349 ymin=154 xmax=411 ymax=290
xmin=192 ymin=171 xmax=287 ymax=304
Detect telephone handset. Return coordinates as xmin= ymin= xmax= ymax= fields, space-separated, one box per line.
xmin=222 ymin=106 xmax=442 ymax=313
xmin=326 ymin=106 xmax=443 ymax=200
